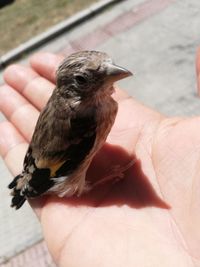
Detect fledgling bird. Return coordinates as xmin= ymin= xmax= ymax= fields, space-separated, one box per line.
xmin=8 ymin=50 xmax=132 ymax=209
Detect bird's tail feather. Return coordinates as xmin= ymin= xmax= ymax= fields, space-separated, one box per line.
xmin=11 ymin=191 xmax=26 ymax=209
xmin=8 ymin=175 xmax=27 ymax=209
xmin=8 ymin=174 xmax=21 ymax=189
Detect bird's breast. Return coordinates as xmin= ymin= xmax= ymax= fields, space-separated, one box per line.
xmin=94 ymin=96 xmax=118 ymax=151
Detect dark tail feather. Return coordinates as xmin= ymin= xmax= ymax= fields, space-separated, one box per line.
xmin=9 ymin=175 xmax=27 ymax=209
xmin=11 ymin=190 xmax=26 ymax=209
xmin=8 ymin=174 xmax=21 ymax=189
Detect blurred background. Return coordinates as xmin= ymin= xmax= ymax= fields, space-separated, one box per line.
xmin=0 ymin=0 xmax=99 ymax=55
xmin=0 ymin=0 xmax=200 ymax=266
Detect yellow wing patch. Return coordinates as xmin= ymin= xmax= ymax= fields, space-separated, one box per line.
xmin=35 ymin=158 xmax=66 ymax=177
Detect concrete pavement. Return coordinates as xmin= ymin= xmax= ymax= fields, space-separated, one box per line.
xmin=1 ymin=0 xmax=200 ymax=265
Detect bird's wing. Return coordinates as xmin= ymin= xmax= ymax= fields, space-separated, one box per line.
xmin=21 ymin=108 xmax=97 ymax=197
xmin=9 ymin=98 xmax=97 ymax=208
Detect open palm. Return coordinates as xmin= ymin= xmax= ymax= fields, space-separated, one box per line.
xmin=0 ymin=52 xmax=200 ymax=267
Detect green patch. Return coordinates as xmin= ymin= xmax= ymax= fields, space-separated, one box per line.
xmin=0 ymin=0 xmax=98 ymax=55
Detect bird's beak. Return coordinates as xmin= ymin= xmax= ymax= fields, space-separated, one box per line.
xmin=105 ymin=62 xmax=133 ymax=82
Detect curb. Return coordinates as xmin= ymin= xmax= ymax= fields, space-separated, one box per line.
xmin=0 ymin=0 xmax=123 ymax=69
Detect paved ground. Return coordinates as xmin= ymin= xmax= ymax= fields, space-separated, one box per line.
xmin=1 ymin=0 xmax=200 ymax=265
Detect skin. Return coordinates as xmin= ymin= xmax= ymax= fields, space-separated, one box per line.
xmin=0 ymin=50 xmax=200 ymax=266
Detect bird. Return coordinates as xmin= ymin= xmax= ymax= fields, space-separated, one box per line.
xmin=8 ymin=50 xmax=132 ymax=209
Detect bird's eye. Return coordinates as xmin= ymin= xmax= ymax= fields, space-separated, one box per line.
xmin=75 ymin=75 xmax=87 ymax=85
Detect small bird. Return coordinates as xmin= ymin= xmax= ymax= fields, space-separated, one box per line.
xmin=8 ymin=51 xmax=132 ymax=209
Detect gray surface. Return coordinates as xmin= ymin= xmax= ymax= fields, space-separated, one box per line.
xmin=0 ymin=0 xmax=123 ymax=67
xmin=1 ymin=0 xmax=200 ymax=262
xmin=99 ymin=0 xmax=200 ymax=116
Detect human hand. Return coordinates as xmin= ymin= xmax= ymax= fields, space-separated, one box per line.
xmin=0 ymin=52 xmax=200 ymax=266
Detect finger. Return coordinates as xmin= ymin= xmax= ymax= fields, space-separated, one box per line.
xmin=3 ymin=64 xmax=38 ymax=92
xmin=30 ymin=52 xmax=64 ymax=83
xmin=0 ymin=85 xmax=39 ymax=141
xmin=196 ymin=47 xmax=200 ymax=95
xmin=0 ymin=121 xmax=28 ymax=175
xmin=4 ymin=65 xmax=54 ymax=110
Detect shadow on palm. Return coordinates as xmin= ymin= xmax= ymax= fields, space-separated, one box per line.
xmin=33 ymin=142 xmax=169 ymax=212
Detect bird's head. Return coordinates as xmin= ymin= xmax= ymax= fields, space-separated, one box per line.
xmin=56 ymin=51 xmax=132 ymax=98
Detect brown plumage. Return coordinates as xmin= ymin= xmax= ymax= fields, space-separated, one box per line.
xmin=8 ymin=51 xmax=132 ymax=209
